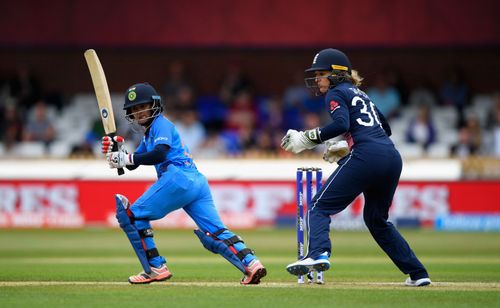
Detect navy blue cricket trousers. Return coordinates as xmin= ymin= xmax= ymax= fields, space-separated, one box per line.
xmin=307 ymin=143 xmax=428 ymax=279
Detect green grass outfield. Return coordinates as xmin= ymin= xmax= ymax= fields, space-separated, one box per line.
xmin=1 ymin=228 xmax=499 ymax=307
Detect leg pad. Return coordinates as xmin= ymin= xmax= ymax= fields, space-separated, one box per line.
xmin=115 ymin=194 xmax=152 ymax=274
xmin=194 ymin=229 xmax=249 ymax=274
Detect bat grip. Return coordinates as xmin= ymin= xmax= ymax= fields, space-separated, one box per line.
xmin=109 ymin=133 xmax=125 ymax=176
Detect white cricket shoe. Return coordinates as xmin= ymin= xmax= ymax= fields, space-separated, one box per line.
xmin=286 ymin=255 xmax=330 ymax=276
xmin=405 ymin=277 xmax=432 ymax=287
xmin=241 ymin=259 xmax=267 ymax=285
xmin=128 ymin=264 xmax=172 ymax=284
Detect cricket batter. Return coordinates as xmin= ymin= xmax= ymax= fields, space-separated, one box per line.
xmin=101 ymin=82 xmax=266 ymax=284
xmin=281 ymin=49 xmax=431 ymax=286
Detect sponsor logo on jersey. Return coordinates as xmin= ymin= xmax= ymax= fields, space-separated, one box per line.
xmin=155 ymin=137 xmax=169 ymax=143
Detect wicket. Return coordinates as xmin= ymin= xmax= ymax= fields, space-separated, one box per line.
xmin=296 ymin=167 xmax=324 ymax=284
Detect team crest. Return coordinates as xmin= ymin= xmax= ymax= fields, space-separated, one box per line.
xmin=312 ymin=52 xmax=319 ymax=64
xmin=128 ymin=91 xmax=137 ymax=101
xmin=330 ymin=100 xmax=340 ymax=112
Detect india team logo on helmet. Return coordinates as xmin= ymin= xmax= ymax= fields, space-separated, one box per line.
xmin=128 ymin=90 xmax=137 ymax=101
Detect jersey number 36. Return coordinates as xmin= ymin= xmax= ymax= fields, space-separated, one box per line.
xmin=352 ymin=96 xmax=382 ymax=128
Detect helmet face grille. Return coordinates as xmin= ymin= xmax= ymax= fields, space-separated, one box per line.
xmin=125 ymin=99 xmax=162 ymax=125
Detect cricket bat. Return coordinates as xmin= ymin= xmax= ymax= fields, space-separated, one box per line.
xmin=84 ymin=49 xmax=124 ymax=175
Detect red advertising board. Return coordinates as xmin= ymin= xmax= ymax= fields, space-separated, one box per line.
xmin=0 ymin=180 xmax=499 ymax=229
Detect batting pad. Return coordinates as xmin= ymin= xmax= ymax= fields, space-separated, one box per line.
xmin=115 ymin=194 xmax=152 ymax=274
xmin=194 ymin=229 xmax=246 ymax=274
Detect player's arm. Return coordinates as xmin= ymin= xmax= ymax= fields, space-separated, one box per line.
xmin=316 ymin=94 xmax=350 ymax=141
xmin=375 ymin=107 xmax=392 ymax=137
xmin=281 ymin=92 xmax=350 ymax=153
xmin=131 ymin=144 xmax=169 ymax=166
xmin=298 ymin=92 xmax=350 ymax=144
xmin=103 ymin=136 xmax=169 ymax=169
xmin=124 ymin=141 xmax=146 ymax=170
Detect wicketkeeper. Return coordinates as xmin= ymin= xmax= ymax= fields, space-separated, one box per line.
xmin=281 ymin=49 xmax=431 ymax=287
xmin=101 ymin=82 xmax=266 ymax=284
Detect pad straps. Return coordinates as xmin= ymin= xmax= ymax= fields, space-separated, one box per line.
xmin=236 ymin=248 xmax=254 ymax=260
xmin=213 ymin=229 xmax=254 ymax=261
xmin=138 ymin=228 xmax=158 ymax=259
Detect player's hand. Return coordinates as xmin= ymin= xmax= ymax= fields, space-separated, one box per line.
xmin=106 ymin=148 xmax=134 ymax=169
xmin=323 ymin=140 xmax=350 ymax=163
xmin=101 ymin=135 xmax=125 ymax=154
xmin=280 ymin=129 xmax=320 ymax=154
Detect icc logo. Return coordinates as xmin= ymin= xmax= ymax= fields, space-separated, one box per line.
xmin=101 ymin=108 xmax=109 ymax=119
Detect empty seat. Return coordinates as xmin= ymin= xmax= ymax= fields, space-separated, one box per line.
xmin=13 ymin=142 xmax=46 ymax=158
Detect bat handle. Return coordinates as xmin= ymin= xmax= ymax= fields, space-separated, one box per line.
xmin=109 ymin=133 xmax=125 ymax=176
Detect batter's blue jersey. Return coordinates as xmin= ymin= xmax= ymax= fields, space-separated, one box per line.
xmin=135 ymin=115 xmax=196 ymax=178
xmin=320 ymin=81 xmax=393 ymax=149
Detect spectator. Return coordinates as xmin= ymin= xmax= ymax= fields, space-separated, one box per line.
xmin=225 ymin=89 xmax=257 ymax=133
xmin=0 ymin=100 xmax=23 ymax=152
xmin=162 ymin=60 xmax=192 ymax=104
xmin=166 ymin=84 xmax=196 ymax=121
xmin=8 ymin=64 xmax=41 ymax=111
xmin=22 ymin=100 xmax=55 ymax=146
xmin=253 ymin=128 xmax=282 ymax=155
xmin=450 ymin=114 xmax=482 ymax=158
xmin=69 ymin=132 xmax=96 ymax=158
xmin=196 ymin=129 xmax=227 ymax=158
xmin=484 ymin=93 xmax=500 ymax=157
xmin=367 ymin=73 xmax=402 ymax=119
xmin=450 ymin=127 xmax=479 ymax=158
xmin=257 ymin=95 xmax=284 ymax=131
xmin=219 ymin=64 xmax=252 ymax=105
xmin=407 ymin=77 xmax=438 ymax=107
xmin=283 ymin=70 xmax=311 ymax=108
xmin=485 ymin=93 xmax=500 ymax=130
xmin=174 ymin=109 xmax=206 ymax=155
xmin=491 ymin=108 xmax=500 ymax=157
xmin=387 ymin=69 xmax=409 ymax=106
xmin=405 ymin=104 xmax=437 ymax=151
xmin=439 ymin=67 xmax=470 ymax=128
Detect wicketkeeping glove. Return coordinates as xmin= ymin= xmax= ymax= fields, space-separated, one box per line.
xmin=280 ymin=128 xmax=321 ymax=154
xmin=323 ymin=140 xmax=350 ymax=163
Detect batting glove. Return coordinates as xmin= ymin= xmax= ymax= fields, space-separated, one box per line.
xmin=281 ymin=128 xmax=321 ymax=154
xmin=323 ymin=140 xmax=350 ymax=163
xmin=101 ymin=135 xmax=125 ymax=154
xmin=106 ymin=147 xmax=134 ymax=169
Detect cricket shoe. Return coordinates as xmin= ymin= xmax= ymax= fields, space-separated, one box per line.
xmin=128 ymin=264 xmax=173 ymax=284
xmin=405 ymin=277 xmax=432 ymax=287
xmin=241 ymin=259 xmax=267 ymax=285
xmin=286 ymin=253 xmax=330 ymax=276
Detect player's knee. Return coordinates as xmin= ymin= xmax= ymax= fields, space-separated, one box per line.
xmin=363 ymin=210 xmax=389 ymax=230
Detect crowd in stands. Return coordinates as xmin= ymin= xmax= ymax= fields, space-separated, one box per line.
xmin=1 ymin=61 xmax=500 ymax=160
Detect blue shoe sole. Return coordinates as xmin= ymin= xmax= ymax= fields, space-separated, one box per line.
xmin=287 ymin=262 xmax=330 ymax=276
xmin=287 ymin=265 xmax=310 ymax=276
